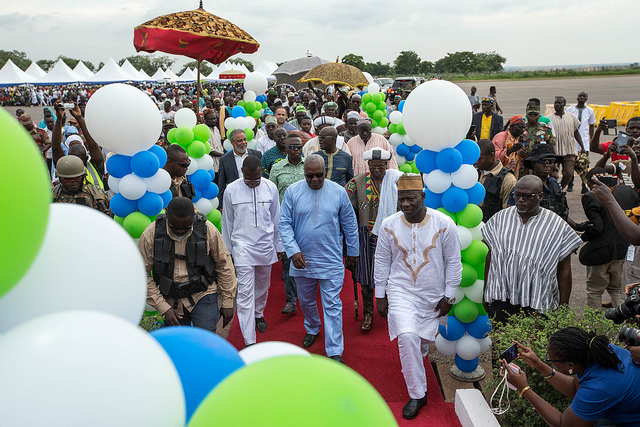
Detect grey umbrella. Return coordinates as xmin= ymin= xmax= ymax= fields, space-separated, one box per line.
xmin=273 ymin=55 xmax=329 ymax=89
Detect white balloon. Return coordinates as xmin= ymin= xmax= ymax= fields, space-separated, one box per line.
xmin=465 ymin=280 xmax=485 ymax=303
xmin=194 ymin=198 xmax=213 ymax=215
xmin=243 ymin=72 xmax=268 ymax=95
xmin=174 ymin=108 xmax=197 ymax=129
xmin=389 ymin=133 xmax=403 ymax=146
xmin=239 ymin=341 xmax=311 ymax=365
xmin=210 ymin=197 xmax=219 ymax=210
xmin=368 ymin=82 xmax=380 ymax=94
xmin=456 ymin=334 xmax=482 ymax=360
xmin=457 ymin=225 xmax=472 ymax=250
xmin=85 ymin=83 xmax=161 ymax=156
xmin=243 ymin=90 xmax=256 ymax=103
xmin=469 ymin=221 xmax=485 ymax=241
xmin=186 ymin=156 xmax=198 ymax=176
xmin=403 ymin=134 xmax=413 ymax=145
xmin=196 ymin=154 xmax=214 ymax=171
xmin=108 ymin=175 xmax=121 ymax=193
xmin=372 ymin=126 xmax=386 ymax=135
xmin=223 ymin=139 xmax=233 ymax=152
xmin=389 ymin=110 xmax=402 ymax=125
xmin=362 ymin=71 xmax=374 ymax=84
xmin=247 ymin=139 xmax=258 ymax=150
xmin=0 ymin=311 xmax=185 ymax=426
xmin=0 ymin=204 xmax=147 ymax=332
xmin=403 ymin=80 xmax=472 ymax=151
xmin=119 ymin=173 xmax=148 ymax=200
xmin=224 ymin=117 xmax=235 ymax=130
xmin=455 ymin=285 xmax=466 ymax=304
xmin=451 ymin=164 xmax=478 ymax=190
xmin=396 ymin=155 xmax=406 ymax=166
xmin=144 ymin=168 xmax=171 ymax=194
xmin=244 ymin=117 xmax=256 ymax=130
xmin=435 ymin=334 xmax=458 ymax=356
xmin=425 ymin=169 xmax=452 ymax=194
xmin=478 ymin=336 xmax=493 ymax=353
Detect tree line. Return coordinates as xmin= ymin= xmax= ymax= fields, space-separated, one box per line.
xmin=341 ymin=50 xmax=506 ymax=77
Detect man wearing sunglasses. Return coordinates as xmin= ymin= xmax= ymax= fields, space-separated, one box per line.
xmin=164 ymin=144 xmax=195 ymax=200
xmin=483 ymin=175 xmax=582 ymax=323
xmin=138 ymin=197 xmax=237 ymax=333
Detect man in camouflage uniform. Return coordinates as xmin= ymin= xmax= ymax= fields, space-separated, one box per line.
xmin=52 ymin=156 xmax=112 ymax=217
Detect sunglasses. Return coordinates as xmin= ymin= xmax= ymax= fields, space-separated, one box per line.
xmin=171 ymin=159 xmax=191 ymax=168
xmin=545 ymin=352 xmax=564 ymax=364
xmin=168 ymin=220 xmax=193 ymax=232
xmin=288 ymin=144 xmax=303 ymax=150
xmin=305 ymin=172 xmax=325 ymax=179
xmin=536 ymin=159 xmax=556 ymax=165
xmin=514 ymin=192 xmax=541 ymax=201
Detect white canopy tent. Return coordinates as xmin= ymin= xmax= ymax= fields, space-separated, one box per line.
xmin=151 ymin=68 xmax=169 ymax=82
xmin=0 ymin=60 xmax=33 ymax=86
xmin=73 ymin=61 xmax=94 ymax=79
xmin=177 ymin=67 xmax=197 ymax=83
xmin=88 ymin=58 xmax=137 ymax=84
xmin=165 ymin=68 xmax=179 ymax=81
xmin=121 ymin=59 xmax=150 ymax=82
xmin=25 ymin=61 xmax=46 ymax=80
xmin=36 ymin=59 xmax=84 ymax=85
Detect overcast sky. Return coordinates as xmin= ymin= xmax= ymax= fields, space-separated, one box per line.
xmin=3 ymin=0 xmax=638 ymax=71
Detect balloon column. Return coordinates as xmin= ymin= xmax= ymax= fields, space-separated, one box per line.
xmin=360 ymin=82 xmax=388 ymax=135
xmin=402 ymin=80 xmax=491 ymax=377
xmin=387 ymin=104 xmax=420 ymax=173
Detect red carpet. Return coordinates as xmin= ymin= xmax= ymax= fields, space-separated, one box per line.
xmin=227 ymin=263 xmax=460 ymax=426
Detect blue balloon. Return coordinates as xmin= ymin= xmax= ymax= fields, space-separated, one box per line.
xmin=202 ymin=182 xmax=219 ymax=200
xmin=208 ymin=169 xmax=216 ymax=181
xmin=192 ymin=187 xmax=202 ymax=203
xmin=106 ymin=154 xmax=132 ymax=178
xmin=148 ymin=144 xmax=168 ymax=167
xmin=456 ymin=139 xmax=481 ymax=165
xmin=231 ymin=105 xmax=246 ymax=118
xmin=109 ymin=193 xmax=137 ymax=217
xmin=466 ymin=182 xmax=486 ymax=205
xmin=442 ymin=186 xmax=469 ymax=213
xmin=455 ymin=355 xmax=479 ymax=373
xmin=151 ymin=327 xmax=245 ymax=422
xmin=256 ymin=94 xmax=267 ymax=103
xmin=409 ymin=144 xmax=423 ymax=154
xmin=160 ymin=189 xmax=172 ymax=208
xmin=436 ymin=147 xmax=463 ymax=173
xmin=396 ymin=143 xmax=410 ymax=157
xmin=130 ymin=151 xmax=160 ymax=178
xmin=466 ymin=314 xmax=492 ymax=339
xmin=190 ymin=169 xmax=212 ymax=190
xmin=398 ymin=100 xmax=405 ymax=113
xmin=405 ymin=151 xmax=415 ymax=161
xmin=414 ymin=150 xmax=438 ymax=174
xmin=438 ymin=315 xmax=466 ymax=341
xmin=137 ymin=192 xmax=164 ymax=216
xmin=358 ymin=91 xmax=365 ymax=96
xmin=424 ymin=187 xmax=443 ymax=209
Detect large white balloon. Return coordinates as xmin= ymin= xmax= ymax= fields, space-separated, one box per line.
xmin=243 ymin=90 xmax=256 ymax=103
xmin=451 ymin=164 xmax=478 ymax=189
xmin=362 ymin=71 xmax=374 ymax=84
xmin=223 ymin=139 xmax=233 ymax=152
xmin=0 ymin=311 xmax=185 ymax=426
xmin=174 ymin=108 xmax=197 ymax=128
xmin=425 ymin=169 xmax=452 ymax=194
xmin=243 ymin=72 xmax=268 ymax=95
xmin=85 ymin=83 xmax=161 ymax=156
xmin=435 ymin=334 xmax=458 ymax=356
xmin=239 ymin=341 xmax=311 ymax=365
xmin=403 ymin=80 xmax=472 ymax=151
xmin=372 ymin=126 xmax=386 ymax=135
xmin=456 ymin=334 xmax=482 ymax=360
xmin=119 ymin=173 xmax=148 ymax=200
xmin=224 ymin=117 xmax=235 ymax=130
xmin=186 ymin=156 xmax=198 ymax=176
xmin=389 ymin=110 xmax=403 ymax=125
xmin=144 ymin=168 xmax=172 ymax=194
xmin=108 ymin=175 xmax=121 ymax=193
xmin=196 ymin=154 xmax=214 ymax=171
xmin=0 ymin=204 xmax=147 ymax=332
xmin=456 ymin=225 xmax=472 ymax=250
xmin=479 ymin=336 xmax=493 ymax=353
xmin=465 ymin=280 xmax=485 ymax=303
xmin=368 ymin=82 xmax=380 ymax=94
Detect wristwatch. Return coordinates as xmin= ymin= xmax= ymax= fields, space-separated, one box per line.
xmin=444 ymin=296 xmax=456 ymax=305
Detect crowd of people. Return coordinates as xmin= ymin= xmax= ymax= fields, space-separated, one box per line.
xmin=13 ymin=78 xmax=640 ymax=423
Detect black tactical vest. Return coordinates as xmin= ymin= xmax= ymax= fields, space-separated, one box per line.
xmin=481 ymin=167 xmax=512 ymax=222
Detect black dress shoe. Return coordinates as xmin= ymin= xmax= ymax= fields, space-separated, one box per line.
xmin=402 ymin=395 xmax=428 ymax=420
xmin=303 ymin=333 xmax=319 ymax=348
xmin=255 ymin=317 xmax=267 ymax=333
xmin=281 ymin=302 xmax=297 ymax=314
xmin=330 ymin=355 xmax=344 ymax=364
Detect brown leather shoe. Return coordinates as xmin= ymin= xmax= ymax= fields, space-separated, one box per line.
xmin=360 ymin=313 xmax=373 ymax=331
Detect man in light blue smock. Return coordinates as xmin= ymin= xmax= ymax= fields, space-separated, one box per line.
xmin=278 ymin=154 xmax=359 ymax=363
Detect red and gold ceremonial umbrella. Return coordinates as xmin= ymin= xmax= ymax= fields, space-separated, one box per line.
xmin=133 ymin=1 xmax=259 ymax=112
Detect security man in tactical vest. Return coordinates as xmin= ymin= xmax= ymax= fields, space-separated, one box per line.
xmin=138 ymin=197 xmax=237 ymax=332
xmin=476 ymin=139 xmax=517 ymax=222
xmin=164 ymin=144 xmax=195 ymax=199
xmin=52 ymin=155 xmax=112 ymax=217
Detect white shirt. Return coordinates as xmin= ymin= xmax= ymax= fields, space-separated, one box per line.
xmin=374 ymin=210 xmax=462 ymax=340
xmin=233 ymin=151 xmax=248 ymax=177
xmin=567 ymin=105 xmax=596 ymax=152
xmin=257 ymin=135 xmax=276 ymax=154
xmin=221 ymin=178 xmax=284 ymax=266
xmin=160 ymin=110 xmax=175 ymax=121
xmin=302 ymin=135 xmax=349 ymax=158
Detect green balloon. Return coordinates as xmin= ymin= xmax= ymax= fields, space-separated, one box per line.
xmin=262 ymin=101 xmax=268 ymax=109
xmin=167 ymin=127 xmax=178 ymax=143
xmin=461 ymin=240 xmax=489 ymax=268
xmin=378 ymin=117 xmax=389 ymax=128
xmin=114 ymin=215 xmax=125 ymax=225
xmin=437 ymin=207 xmax=456 ymax=222
xmin=251 ymin=110 xmax=261 ymax=119
xmin=379 ymin=92 xmax=386 ymax=102
xmin=188 ymin=356 xmax=396 ymax=427
xmin=245 ymin=102 xmax=256 ymax=113
xmin=193 ymin=124 xmax=210 ymax=142
xmin=176 ymin=127 xmax=194 ymax=145
xmin=396 ymin=123 xmax=406 ymax=135
xmin=187 ymin=140 xmax=206 ymax=158
xmin=122 ymin=211 xmax=152 ymax=239
xmin=372 ymin=110 xmax=384 ymax=122
xmin=399 ymin=163 xmax=412 ymax=173
xmin=0 ymin=108 xmax=51 ymax=298
xmin=207 ymin=209 xmax=222 ymax=232
xmin=389 ymin=124 xmax=397 ymax=134
xmin=237 ymin=100 xmax=246 ymax=107
xmin=203 ymin=140 xmax=211 ymax=154
xmin=410 ymin=161 xmax=419 ymax=174
xmin=365 ymin=102 xmax=377 ymax=114
xmin=456 ymin=204 xmax=483 ymax=228
xmin=244 ymin=128 xmax=255 ymax=142
xmin=377 ymin=101 xmax=386 ymax=111
xmin=460 ymin=262 xmax=478 ymax=288
xmin=477 ymin=302 xmax=488 ymax=316
xmin=362 ymin=93 xmax=372 ymax=104
xmin=453 ymin=297 xmax=479 ymax=323
xmin=372 ymin=93 xmax=382 ymax=104
xmin=370 ymin=119 xmax=379 ymax=129
xmin=226 ymin=129 xmax=233 ymax=140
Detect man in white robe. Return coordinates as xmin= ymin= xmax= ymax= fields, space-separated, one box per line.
xmin=222 ymin=155 xmax=284 ymax=346
xmin=374 ymin=174 xmax=462 ymax=420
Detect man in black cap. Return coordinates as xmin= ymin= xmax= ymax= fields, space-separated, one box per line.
xmin=472 ymin=97 xmax=503 ymax=141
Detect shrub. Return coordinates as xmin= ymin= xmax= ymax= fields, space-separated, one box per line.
xmin=488 ymin=305 xmax=618 ymax=426
xmin=139 ymin=312 xmax=164 ymax=332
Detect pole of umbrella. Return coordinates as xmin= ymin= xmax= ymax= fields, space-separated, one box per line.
xmin=196 ymin=54 xmax=202 ymax=116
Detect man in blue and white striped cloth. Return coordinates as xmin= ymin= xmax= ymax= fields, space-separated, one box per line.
xmin=482 ymin=175 xmax=583 ymax=323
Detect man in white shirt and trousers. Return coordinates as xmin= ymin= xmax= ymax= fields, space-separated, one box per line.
xmin=374 ymin=174 xmax=462 ymax=420
xmin=222 ymin=155 xmax=284 ymax=346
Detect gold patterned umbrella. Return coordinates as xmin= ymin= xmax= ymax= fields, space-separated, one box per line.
xmin=298 ymin=62 xmax=368 ymax=88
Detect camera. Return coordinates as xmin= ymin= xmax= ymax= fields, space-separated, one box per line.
xmin=605 ymin=286 xmax=640 ymax=324
xmin=618 ymin=326 xmax=640 ymax=346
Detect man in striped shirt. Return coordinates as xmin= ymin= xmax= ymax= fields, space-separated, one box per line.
xmin=482 ymin=175 xmax=582 ymax=323
xmin=549 ymin=96 xmax=585 ymax=190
